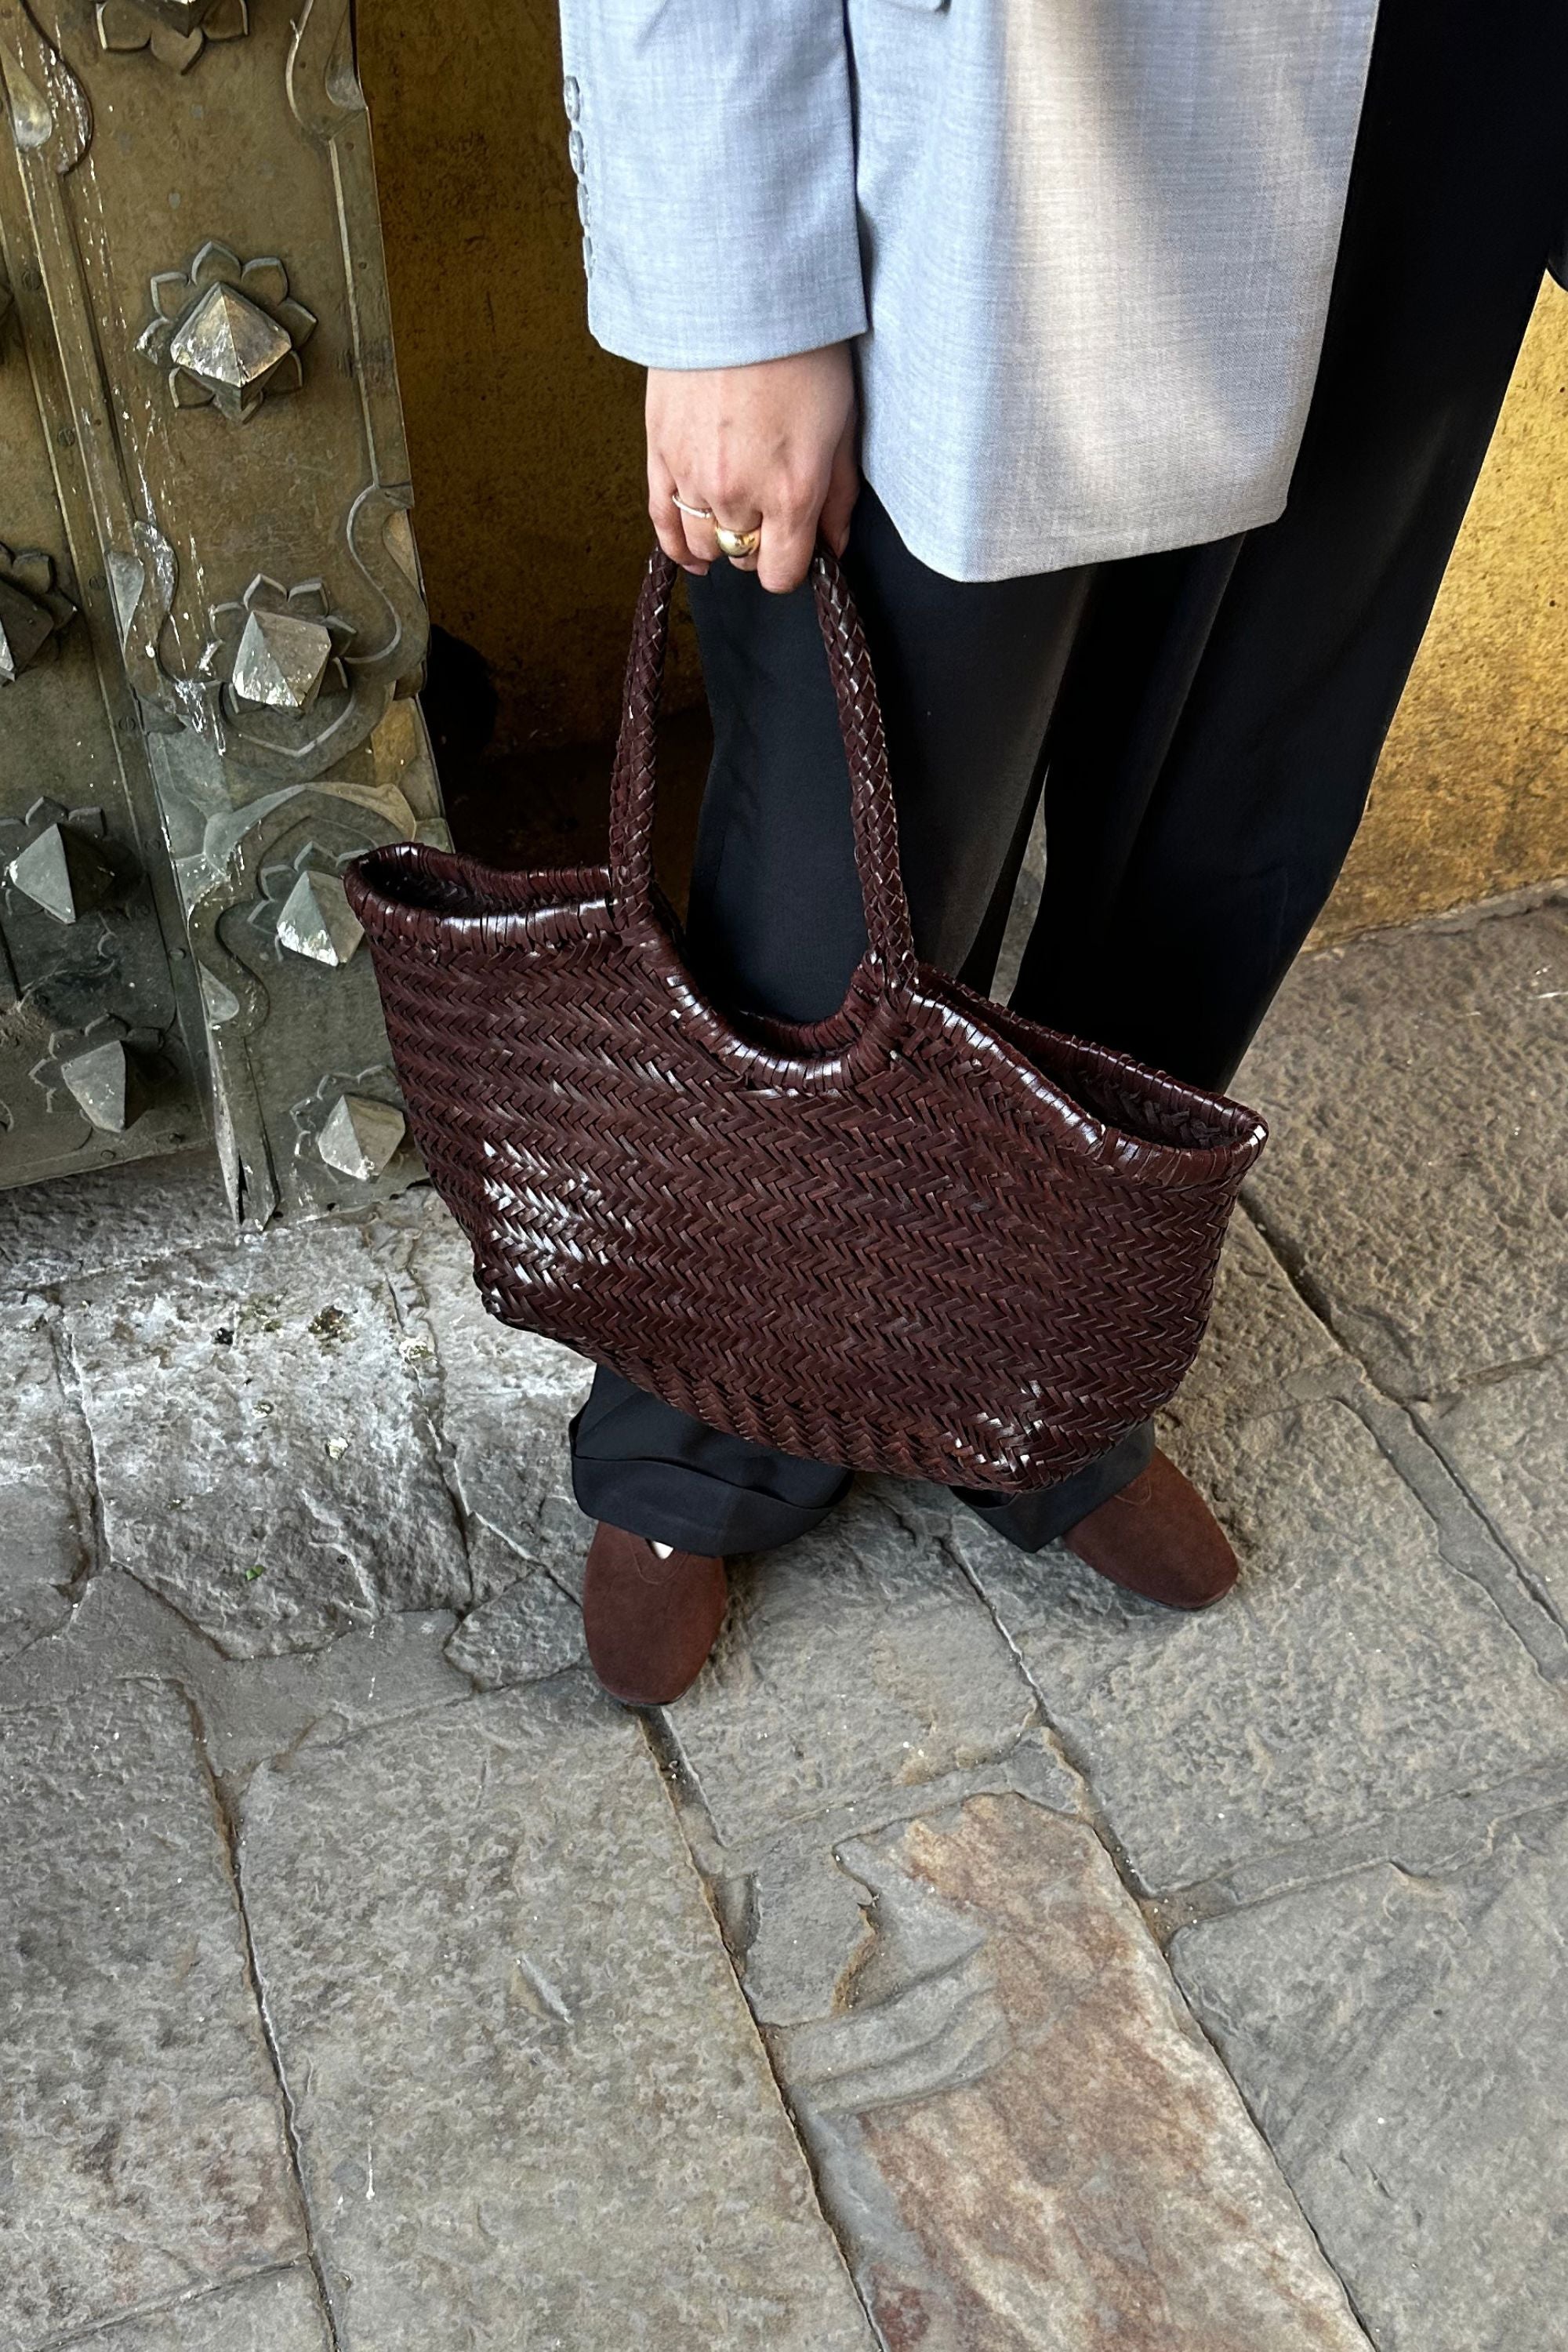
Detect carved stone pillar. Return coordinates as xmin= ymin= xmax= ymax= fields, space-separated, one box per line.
xmin=0 ymin=0 xmax=445 ymax=1220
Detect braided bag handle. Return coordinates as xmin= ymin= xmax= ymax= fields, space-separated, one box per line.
xmin=608 ymin=546 xmax=917 ymax=991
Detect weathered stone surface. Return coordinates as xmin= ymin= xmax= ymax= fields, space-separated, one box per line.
xmin=443 ymin=1548 xmax=585 ymax=1689
xmin=0 ymin=1573 xmax=469 ymax=1788
xmin=1174 ymin=1800 xmax=1568 ymax=2352
xmin=665 ymin=1481 xmax=1040 ymax=1852
xmin=64 ymin=1220 xmax=470 ymax=1657
xmin=0 ymin=1682 xmax=304 ymax=2343
xmin=963 ymin=1396 xmax=1568 ymax=1894
xmin=1240 ymin=905 xmax=1568 ymax=1397
xmin=0 ymin=1300 xmax=85 ymax=1661
xmin=404 ymin=1202 xmax=593 ymax=1580
xmin=0 ymin=1149 xmax=234 ymax=1292
xmin=238 ymin=1676 xmax=873 ymax=2351
xmin=768 ymin=1795 xmax=1370 ymax=2351
xmin=742 ymin=1846 xmax=879 ymax=2030
xmin=1417 ymin=1354 xmax=1568 ymax=1621
xmin=86 ymin=2267 xmax=332 ymax=2352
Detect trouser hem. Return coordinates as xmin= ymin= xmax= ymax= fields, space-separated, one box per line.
xmin=953 ymin=1421 xmax=1156 ymax=1552
xmin=570 ymin=1407 xmax=1153 ymax=1559
xmin=570 ymin=1426 xmax=851 ymax=1557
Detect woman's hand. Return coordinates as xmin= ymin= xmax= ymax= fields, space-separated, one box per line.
xmin=647 ymin=343 xmax=859 ymax=593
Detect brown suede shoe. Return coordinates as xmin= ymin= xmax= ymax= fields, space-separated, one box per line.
xmin=582 ymin=1521 xmax=729 ymax=1705
xmin=1062 ymin=1448 xmax=1238 ymax=1610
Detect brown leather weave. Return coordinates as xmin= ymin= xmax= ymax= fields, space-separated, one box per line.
xmin=345 ymin=549 xmax=1266 ymax=1491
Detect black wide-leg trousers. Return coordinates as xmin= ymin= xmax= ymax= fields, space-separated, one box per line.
xmin=571 ymin=0 xmax=1568 ymax=1560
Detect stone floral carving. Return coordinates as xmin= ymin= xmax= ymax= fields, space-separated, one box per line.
xmin=96 ymin=0 xmax=248 ymax=74
xmin=0 ymin=546 xmax=74 ymax=684
xmin=208 ymin=569 xmax=352 ymax=724
xmin=288 ymin=1062 xmax=409 ymax=1184
xmin=30 ymin=1014 xmax=162 ymax=1132
xmin=249 ymin=841 xmax=366 ymax=970
xmin=5 ymin=820 xmax=115 ymax=926
xmin=136 ymin=244 xmax=314 ymax=423
xmin=316 ymin=1091 xmax=405 ymax=1181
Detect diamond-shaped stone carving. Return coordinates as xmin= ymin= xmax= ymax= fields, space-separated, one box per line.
xmin=209 ymin=577 xmax=354 ymax=727
xmin=0 ymin=546 xmax=74 ymax=681
xmin=276 ymin=871 xmax=364 ymax=967
xmin=230 ymin=608 xmax=335 ymax=713
xmin=5 ymin=823 xmax=114 ymax=926
xmin=168 ymin=283 xmax=292 ymax=412
xmin=60 ymin=1040 xmax=147 ymax=1132
xmin=0 ymin=580 xmax=54 ymax=684
xmin=97 ymin=0 xmax=248 ymax=73
xmin=138 ymin=245 xmax=314 ymax=423
xmin=318 ymin=1094 xmax=405 ymax=1182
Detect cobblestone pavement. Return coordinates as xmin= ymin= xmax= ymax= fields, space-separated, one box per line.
xmin=2 ymin=886 xmax=1565 ymax=2352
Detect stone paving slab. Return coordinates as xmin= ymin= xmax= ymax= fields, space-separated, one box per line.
xmin=0 ymin=1150 xmax=235 ymax=1294
xmin=1174 ymin=1799 xmax=1568 ymax=2352
xmin=757 ymin=1793 xmax=1370 ymax=2352
xmin=663 ymin=1479 xmax=1043 ymax=1853
xmin=973 ymin=1395 xmax=1568 ymax=1894
xmin=1144 ymin=1757 xmax=1568 ymax=1939
xmin=0 ymin=1570 xmax=472 ymax=1789
xmin=1417 ymin=1352 xmax=1568 ymax=1624
xmin=0 ymin=1681 xmax=304 ymax=2347
xmin=236 ymin=1675 xmax=874 ymax=2352
xmin=62 ymin=1219 xmax=470 ymax=1658
xmin=74 ymin=2267 xmax=332 ymax=2352
xmin=398 ymin=1199 xmax=593 ymax=1587
xmin=442 ymin=1547 xmax=586 ymax=1688
xmin=0 ymin=1300 xmax=85 ymax=1662
xmin=944 ymin=1217 xmax=1568 ymax=1894
xmin=1240 ymin=898 xmax=1567 ymax=1399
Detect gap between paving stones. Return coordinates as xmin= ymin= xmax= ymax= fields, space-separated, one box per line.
xmin=632 ymin=1702 xmax=898 ymax=2349
xmin=24 ymin=2264 xmax=325 ymax=2352
xmin=641 ymin=1702 xmax=1378 ymax=2349
xmin=1143 ymin=1755 xmax=1568 ymax=1941
xmin=1240 ymin=1195 xmax=1568 ymax=1661
xmin=360 ymin=1203 xmax=478 ymax=1612
xmin=1409 ymin=1348 xmax=1568 ymax=1636
xmin=897 ymin=1258 xmax=1568 ymax=1955
xmin=39 ymin=1300 xmax=107 ymax=1610
xmin=633 ymin=1560 xmax=1380 ymax=2347
xmin=178 ymin=1690 xmax=350 ymax=2352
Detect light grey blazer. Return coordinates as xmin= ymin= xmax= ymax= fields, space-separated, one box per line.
xmin=557 ymin=0 xmax=1381 ymax=581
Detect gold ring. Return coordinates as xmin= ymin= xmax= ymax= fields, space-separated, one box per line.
xmin=714 ymin=524 xmax=761 ymax=561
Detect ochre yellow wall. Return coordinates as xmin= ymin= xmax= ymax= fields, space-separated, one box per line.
xmin=362 ymin=0 xmax=673 ymax=753
xmin=1319 ymin=280 xmax=1568 ymax=938
xmin=361 ymin=5 xmax=1568 ymax=931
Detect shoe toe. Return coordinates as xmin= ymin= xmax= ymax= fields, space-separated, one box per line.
xmin=583 ymin=1523 xmax=728 ymax=1704
xmin=1063 ymin=1452 xmax=1237 ymax=1611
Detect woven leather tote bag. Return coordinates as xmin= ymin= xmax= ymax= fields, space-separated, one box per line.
xmin=345 ymin=548 xmax=1266 ymax=1492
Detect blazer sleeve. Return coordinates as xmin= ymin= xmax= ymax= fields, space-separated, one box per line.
xmin=557 ymin=0 xmax=869 ymax=369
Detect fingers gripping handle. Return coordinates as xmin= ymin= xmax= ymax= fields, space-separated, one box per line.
xmin=608 ymin=547 xmax=916 ymax=987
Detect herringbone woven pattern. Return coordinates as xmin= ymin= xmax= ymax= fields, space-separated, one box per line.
xmin=346 ymin=549 xmax=1266 ymax=1491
